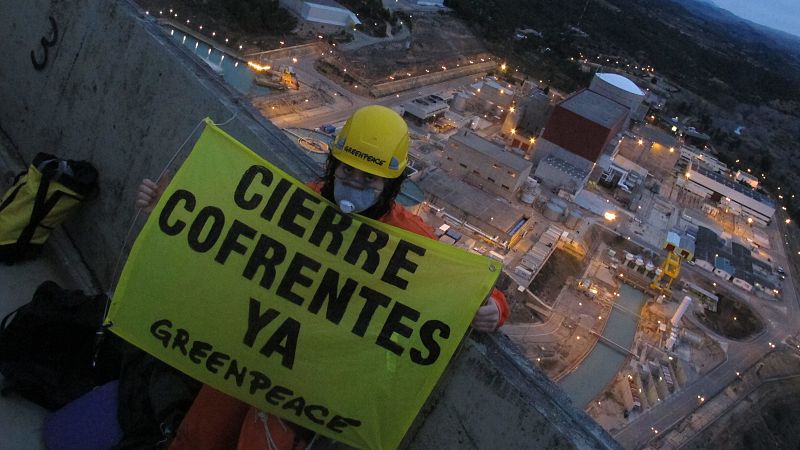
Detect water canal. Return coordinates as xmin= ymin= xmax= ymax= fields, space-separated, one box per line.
xmin=558 ymin=283 xmax=647 ymax=408
xmin=166 ymin=27 xmax=270 ymax=96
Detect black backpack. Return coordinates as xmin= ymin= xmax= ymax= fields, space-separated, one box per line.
xmin=0 ymin=280 xmax=121 ymax=410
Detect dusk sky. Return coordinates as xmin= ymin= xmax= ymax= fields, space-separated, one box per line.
xmin=711 ymin=0 xmax=800 ymax=37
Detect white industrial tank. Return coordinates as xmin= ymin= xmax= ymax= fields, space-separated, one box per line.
xmin=565 ymin=210 xmax=582 ymax=229
xmin=451 ymin=92 xmax=469 ymax=112
xmin=543 ymin=201 xmax=564 ymax=221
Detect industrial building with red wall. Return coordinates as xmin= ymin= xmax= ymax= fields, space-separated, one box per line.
xmin=541 ymin=89 xmax=628 ymax=164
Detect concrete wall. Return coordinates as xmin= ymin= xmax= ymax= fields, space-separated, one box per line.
xmin=370 ymin=61 xmax=495 ymax=97
xmin=401 ymin=333 xmax=622 ymax=449
xmin=245 ymin=42 xmax=327 ymax=63
xmin=1 ymin=2 xmax=621 ymax=449
xmin=0 ymin=0 xmax=318 ymax=288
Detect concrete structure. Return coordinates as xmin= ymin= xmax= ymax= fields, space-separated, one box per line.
xmin=369 ymin=60 xmax=495 ymax=97
xmin=473 ymin=77 xmax=515 ymax=109
xmin=681 ymin=162 xmax=775 ymax=225
xmin=402 ymin=94 xmax=449 ymax=126
xmin=0 ymin=1 xmax=621 ymax=449
xmin=735 ymin=170 xmax=759 ymax=189
xmin=615 ymin=126 xmax=680 ymax=180
xmin=678 ymin=146 xmax=728 ymax=174
xmin=671 ymin=296 xmax=693 ymax=328
xmin=684 ymin=282 xmax=719 ymax=312
xmin=418 ymin=170 xmax=532 ymax=249
xmin=693 ymin=227 xmax=778 ymax=295
xmin=281 ymin=0 xmax=360 ymax=29
xmin=598 ymin=154 xmax=647 ymax=193
xmin=540 ymin=90 xmax=629 ymax=164
xmin=534 ymin=153 xmax=592 ymax=195
xmin=589 ymin=73 xmax=644 ymax=119
xmin=442 ymin=130 xmax=533 ymax=201
xmin=517 ymin=225 xmax=564 ymax=281
xmin=502 ymin=89 xmax=552 ymax=152
xmin=450 ymin=92 xmax=469 ymax=113
xmin=543 ymin=200 xmax=566 ymax=221
xmin=519 ymin=177 xmax=541 ymax=205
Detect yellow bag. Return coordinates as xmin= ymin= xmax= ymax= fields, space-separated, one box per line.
xmin=0 ymin=153 xmax=98 ymax=263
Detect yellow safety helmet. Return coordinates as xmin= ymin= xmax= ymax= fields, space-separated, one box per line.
xmin=331 ymin=105 xmax=408 ymax=179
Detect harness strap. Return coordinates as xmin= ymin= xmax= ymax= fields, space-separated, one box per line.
xmin=0 ymin=175 xmax=27 ymax=214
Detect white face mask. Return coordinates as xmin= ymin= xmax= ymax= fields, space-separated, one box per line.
xmin=333 ymin=179 xmax=381 ymax=214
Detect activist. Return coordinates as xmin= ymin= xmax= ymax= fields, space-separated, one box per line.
xmin=136 ymin=105 xmax=509 ymax=449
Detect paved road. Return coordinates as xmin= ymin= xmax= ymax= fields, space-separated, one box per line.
xmin=613 ymin=216 xmax=800 ymax=449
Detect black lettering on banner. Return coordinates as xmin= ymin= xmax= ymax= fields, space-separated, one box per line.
xmin=159 ymin=189 xmax=196 ymax=235
xmin=30 ymin=16 xmax=58 ymax=71
xmin=249 ymin=371 xmax=272 ymax=395
xmin=206 ymin=351 xmax=230 ymax=374
xmin=309 ymin=206 xmax=352 ymax=255
xmin=307 ymin=269 xmax=357 ymax=325
xmin=304 ymin=405 xmax=329 ymax=425
xmin=259 ymin=317 xmax=300 ymax=369
xmin=376 ymin=302 xmax=420 ymax=356
xmin=260 ymin=178 xmax=292 ymax=221
xmin=146 ymin=320 xmax=365 ymax=433
xmin=189 ymin=340 xmax=213 ymax=364
xmin=215 ymin=220 xmax=257 ymax=264
xmin=344 ymin=223 xmax=388 ymax=274
xmin=327 ymin=415 xmax=362 ymax=434
xmin=351 ymin=286 xmax=390 ymax=337
xmin=235 ymin=165 xmax=273 ymax=210
xmin=243 ymin=298 xmax=300 ymax=369
xmin=150 ymin=319 xmax=173 ymax=348
xmin=410 ymin=320 xmax=451 ymax=366
xmin=278 ymin=188 xmax=321 ymax=238
xmin=276 ymin=252 xmax=321 ymax=306
xmin=243 ymin=234 xmax=287 ymax=289
xmin=187 ymin=206 xmax=225 ymax=253
xmin=380 ymin=240 xmax=426 ymax=290
xmin=224 ymin=359 xmax=248 ymax=387
xmin=172 ymin=328 xmax=190 ymax=355
xmin=265 ymin=385 xmax=293 ymax=406
xmin=283 ymin=396 xmax=306 ymax=417
xmin=243 ymin=298 xmax=280 ymax=347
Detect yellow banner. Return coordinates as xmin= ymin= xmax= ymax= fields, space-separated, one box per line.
xmin=107 ymin=120 xmax=501 ymax=450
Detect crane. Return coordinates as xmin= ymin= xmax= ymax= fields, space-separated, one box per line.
xmin=650 ymin=229 xmax=695 ymax=295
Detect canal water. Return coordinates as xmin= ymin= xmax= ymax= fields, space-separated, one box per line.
xmin=558 ymin=283 xmax=647 ymax=408
xmin=166 ymin=27 xmax=270 ymax=96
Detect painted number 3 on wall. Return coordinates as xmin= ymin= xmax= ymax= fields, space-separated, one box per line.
xmin=31 ymin=16 xmax=59 ymax=71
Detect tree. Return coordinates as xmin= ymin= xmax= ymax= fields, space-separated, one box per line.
xmin=223 ymin=0 xmax=296 ymax=34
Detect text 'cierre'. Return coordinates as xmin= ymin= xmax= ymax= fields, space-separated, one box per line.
xmin=156 ymin=165 xmax=451 ymax=370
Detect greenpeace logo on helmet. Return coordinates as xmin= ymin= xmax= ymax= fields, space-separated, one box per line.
xmin=342 ymin=145 xmax=386 ymax=166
